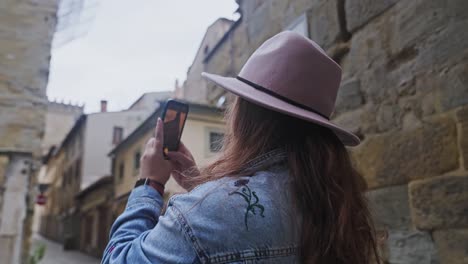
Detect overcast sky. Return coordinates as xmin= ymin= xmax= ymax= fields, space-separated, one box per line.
xmin=47 ymin=0 xmax=238 ymax=113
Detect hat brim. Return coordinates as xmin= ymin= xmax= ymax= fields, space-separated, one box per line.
xmin=202 ymin=72 xmax=360 ymax=146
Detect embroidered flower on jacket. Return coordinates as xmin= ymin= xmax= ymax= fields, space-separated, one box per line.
xmin=234 ymin=179 xmax=249 ymax=187
xmin=230 ymin=180 xmax=265 ymax=231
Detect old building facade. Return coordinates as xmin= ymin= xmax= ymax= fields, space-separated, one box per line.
xmin=180 ymin=0 xmax=468 ymax=263
xmin=76 ymin=175 xmax=113 ymax=257
xmin=0 ymin=0 xmax=59 ymax=263
xmin=178 ymin=18 xmax=234 ymax=104
xmin=38 ymin=106 xmax=150 ymax=249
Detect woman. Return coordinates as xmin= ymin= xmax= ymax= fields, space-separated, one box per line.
xmin=102 ymin=31 xmax=381 ymax=264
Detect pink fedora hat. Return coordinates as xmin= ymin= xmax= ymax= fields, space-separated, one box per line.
xmin=202 ymin=31 xmax=360 ymax=146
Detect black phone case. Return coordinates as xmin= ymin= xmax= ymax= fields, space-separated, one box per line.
xmin=160 ymin=100 xmax=189 ymax=157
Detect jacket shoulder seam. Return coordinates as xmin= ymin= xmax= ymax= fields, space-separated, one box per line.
xmin=171 ymin=204 xmax=210 ymax=263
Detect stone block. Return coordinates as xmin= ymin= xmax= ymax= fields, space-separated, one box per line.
xmin=415 ymin=20 xmax=468 ymax=73
xmin=409 ymin=175 xmax=468 ymax=230
xmin=433 ymin=229 xmax=468 ymax=264
xmin=0 ymin=236 xmax=14 ymax=264
xmin=334 ymin=78 xmax=363 ymax=114
xmin=333 ymin=108 xmax=364 ymax=136
xmin=352 ymin=116 xmax=458 ymax=189
xmin=347 ymin=12 xmax=393 ymax=77
xmin=246 ymin=2 xmax=280 ymax=49
xmin=0 ymin=156 xmax=9 ymax=186
xmin=306 ymin=0 xmax=341 ymax=49
xmin=384 ymin=230 xmax=439 ymax=264
xmin=392 ymin=0 xmax=468 ymax=55
xmin=457 ymin=107 xmax=468 ymax=170
xmin=375 ymin=103 xmax=401 ymax=132
xmin=438 ymin=62 xmax=468 ymax=112
xmin=346 ymin=0 xmax=399 ymax=33
xmin=366 ymin=185 xmax=411 ymax=230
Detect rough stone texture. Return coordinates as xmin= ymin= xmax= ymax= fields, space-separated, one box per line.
xmin=0 ymin=156 xmax=33 ymax=264
xmin=352 ymin=116 xmax=458 ymax=189
xmin=367 ymin=185 xmax=411 ymax=230
xmin=0 ymin=156 xmax=8 ymax=188
xmin=438 ymin=62 xmax=468 ymax=113
xmin=0 ymin=1 xmax=58 ymax=263
xmin=392 ymin=0 xmax=468 ymax=58
xmin=0 ymin=0 xmax=57 ymax=151
xmin=306 ymin=0 xmax=341 ymax=49
xmin=409 ymin=175 xmax=468 ymax=230
xmin=334 ymin=78 xmax=363 ymax=115
xmin=0 ymin=235 xmax=14 ymax=264
xmin=457 ymin=107 xmax=468 ymax=170
xmin=384 ymin=231 xmax=440 ymax=264
xmin=433 ymin=229 xmax=468 ymax=264
xmin=345 ymin=0 xmax=399 ymax=33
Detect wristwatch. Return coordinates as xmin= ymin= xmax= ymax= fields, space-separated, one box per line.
xmin=135 ymin=178 xmax=165 ymax=196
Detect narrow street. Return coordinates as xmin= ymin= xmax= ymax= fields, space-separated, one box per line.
xmin=31 ymin=234 xmax=100 ymax=264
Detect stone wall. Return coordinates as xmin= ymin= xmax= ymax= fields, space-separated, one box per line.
xmin=0 ymin=0 xmax=58 ymax=263
xmin=203 ymin=0 xmax=468 ymax=263
xmin=181 ymin=18 xmax=233 ymax=104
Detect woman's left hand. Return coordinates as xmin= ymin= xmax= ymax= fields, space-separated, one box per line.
xmin=139 ymin=118 xmax=172 ymax=185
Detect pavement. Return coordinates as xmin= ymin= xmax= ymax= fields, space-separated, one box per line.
xmin=31 ymin=234 xmax=100 ymax=264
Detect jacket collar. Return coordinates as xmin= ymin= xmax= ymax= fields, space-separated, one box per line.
xmin=243 ymin=148 xmax=287 ymax=172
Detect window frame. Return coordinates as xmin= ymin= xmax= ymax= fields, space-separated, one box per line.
xmin=205 ymin=127 xmax=224 ymax=157
xmin=113 ymin=126 xmax=124 ymax=145
xmin=118 ymin=162 xmax=125 ymax=183
xmin=133 ymin=150 xmax=141 ymax=175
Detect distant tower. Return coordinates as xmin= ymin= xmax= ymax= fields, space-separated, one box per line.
xmin=41 ymin=99 xmax=84 ymax=154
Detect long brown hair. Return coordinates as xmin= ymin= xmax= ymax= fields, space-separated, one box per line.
xmin=190 ymin=97 xmax=381 ymax=264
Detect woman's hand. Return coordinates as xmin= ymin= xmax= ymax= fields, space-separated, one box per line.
xmin=139 ymin=118 xmax=172 ymax=185
xmin=166 ymin=142 xmax=199 ymax=190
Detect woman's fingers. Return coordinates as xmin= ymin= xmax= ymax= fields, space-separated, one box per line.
xmin=154 ymin=118 xmax=164 ymax=154
xmin=166 ymin=151 xmax=192 ymax=166
xmin=178 ymin=141 xmax=194 ymax=158
xmin=146 ymin=137 xmax=155 ymax=149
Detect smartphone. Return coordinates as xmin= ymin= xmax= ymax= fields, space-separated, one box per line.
xmin=160 ymin=99 xmax=189 ymax=157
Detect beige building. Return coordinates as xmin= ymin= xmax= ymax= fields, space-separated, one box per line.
xmin=33 ymin=101 xmax=83 ymax=234
xmin=110 ymin=102 xmax=225 ymax=215
xmin=76 ymin=176 xmax=113 ymax=257
xmin=38 ymin=147 xmax=66 ymax=242
xmin=0 ymin=0 xmax=59 ymax=262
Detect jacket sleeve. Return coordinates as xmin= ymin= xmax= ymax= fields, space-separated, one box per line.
xmin=101 ymin=185 xmax=199 ymax=264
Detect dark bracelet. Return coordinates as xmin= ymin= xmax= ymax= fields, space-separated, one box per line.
xmin=135 ymin=178 xmax=165 ymax=196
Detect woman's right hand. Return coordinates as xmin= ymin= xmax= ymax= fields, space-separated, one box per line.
xmin=166 ymin=141 xmax=199 ymax=190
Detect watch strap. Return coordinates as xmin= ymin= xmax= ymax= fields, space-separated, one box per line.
xmin=135 ymin=178 xmax=165 ymax=196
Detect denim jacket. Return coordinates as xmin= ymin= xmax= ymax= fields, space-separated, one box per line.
xmin=102 ymin=149 xmax=300 ymax=263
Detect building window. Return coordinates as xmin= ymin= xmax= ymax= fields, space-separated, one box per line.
xmin=134 ymin=151 xmax=141 ymax=171
xmin=68 ymin=167 xmax=73 ymax=185
xmin=113 ymin=127 xmax=124 ymax=145
xmin=209 ymin=131 xmax=224 ymax=152
xmin=118 ymin=162 xmax=125 ymax=182
xmin=75 ymin=159 xmax=81 ymax=183
xmin=62 ymin=172 xmax=67 ymax=188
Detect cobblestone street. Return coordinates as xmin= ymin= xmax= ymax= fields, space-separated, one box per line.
xmin=31 ymin=234 xmax=100 ymax=264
